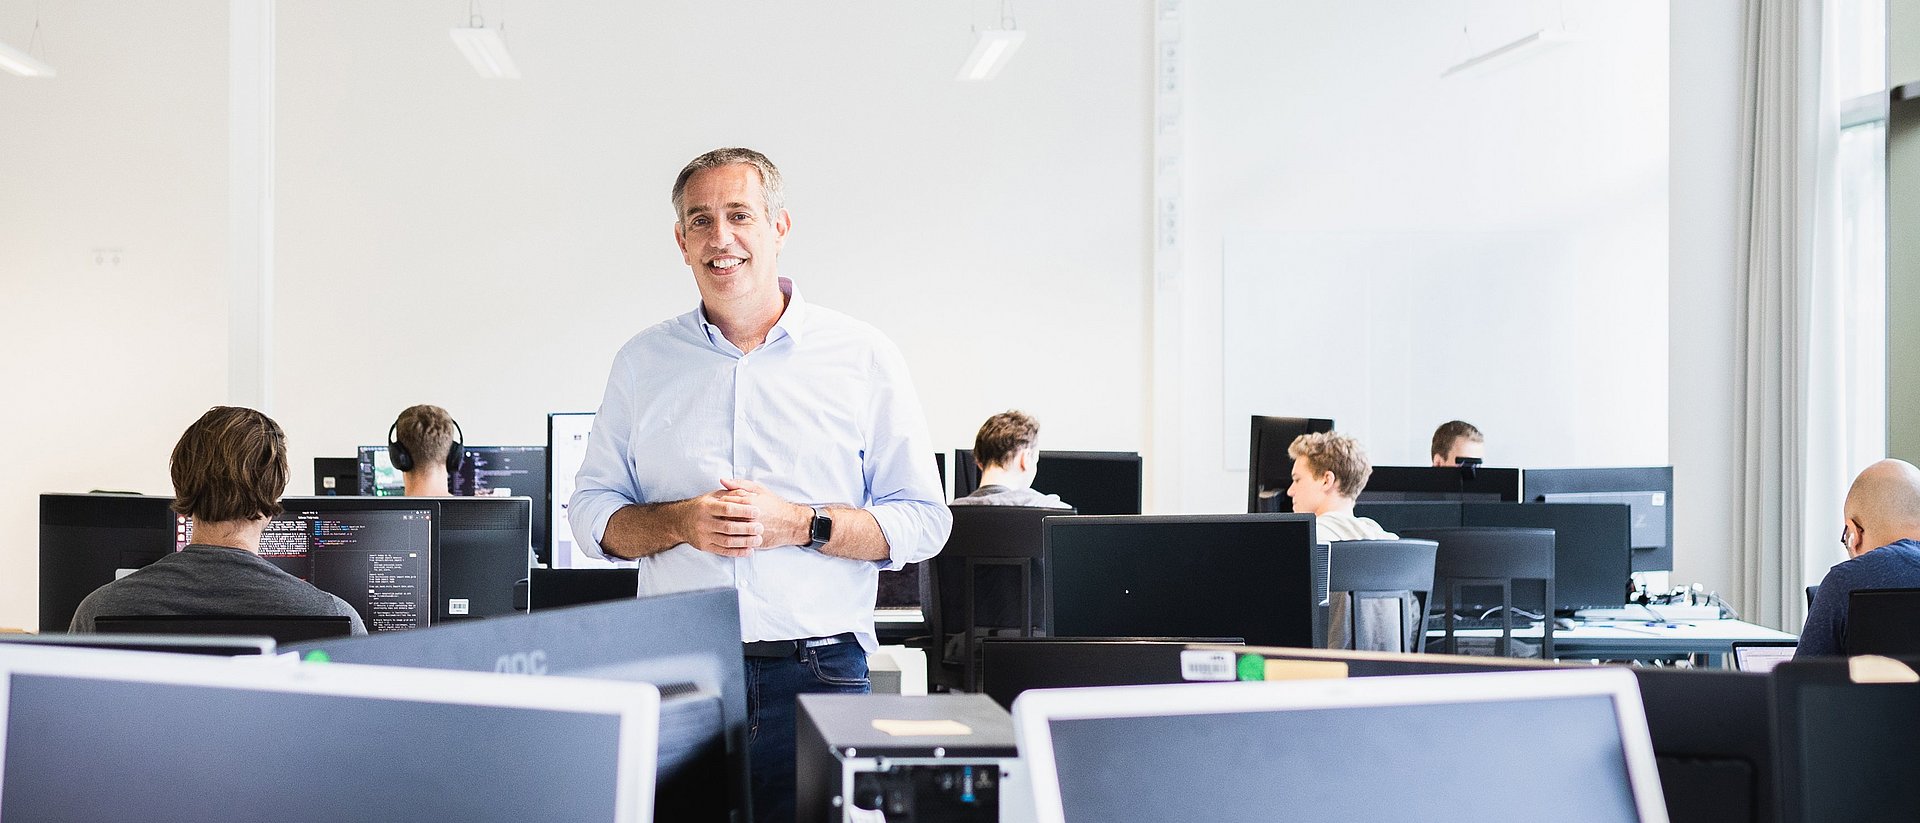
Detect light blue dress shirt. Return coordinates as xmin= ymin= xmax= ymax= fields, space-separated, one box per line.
xmin=570 ymin=278 xmax=951 ymax=650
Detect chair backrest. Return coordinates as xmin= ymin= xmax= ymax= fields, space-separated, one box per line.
xmin=1846 ymin=588 xmax=1920 ymax=656
xmin=1401 ymin=527 xmax=1555 ymax=583
xmin=928 ymin=505 xmax=1072 ymax=691
xmin=1805 ymin=585 xmax=1820 ymax=609
xmin=1396 ymin=527 xmax=1556 ymax=657
xmin=93 ymin=614 xmax=354 ymax=644
xmin=1328 ymin=539 xmax=1438 ymax=596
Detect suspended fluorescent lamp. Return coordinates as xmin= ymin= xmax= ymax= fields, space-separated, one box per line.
xmin=0 ymin=38 xmax=55 ymax=78
xmin=956 ymin=29 xmax=1025 ymax=82
xmin=1441 ymin=29 xmax=1568 ymax=80
xmin=450 ymin=24 xmax=519 ymax=79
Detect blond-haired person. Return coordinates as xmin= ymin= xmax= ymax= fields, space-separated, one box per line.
xmin=1288 ymin=431 xmax=1416 ymax=651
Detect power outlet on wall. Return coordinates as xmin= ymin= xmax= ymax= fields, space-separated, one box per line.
xmin=90 ymin=247 xmax=126 ymax=268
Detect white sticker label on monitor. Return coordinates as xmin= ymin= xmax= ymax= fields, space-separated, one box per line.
xmin=448 ymin=599 xmax=470 ymax=615
xmin=1180 ymin=650 xmax=1237 ymax=682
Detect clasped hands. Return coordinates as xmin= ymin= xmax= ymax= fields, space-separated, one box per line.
xmin=683 ymin=478 xmax=812 ymax=558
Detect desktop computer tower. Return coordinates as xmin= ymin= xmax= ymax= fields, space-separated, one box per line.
xmin=795 ymin=693 xmax=1025 ymax=823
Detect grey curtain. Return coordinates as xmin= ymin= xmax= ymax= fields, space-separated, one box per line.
xmin=1734 ymin=0 xmax=1823 ymax=631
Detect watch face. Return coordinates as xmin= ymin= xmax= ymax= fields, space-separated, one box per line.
xmin=811 ymin=514 xmax=833 ymax=543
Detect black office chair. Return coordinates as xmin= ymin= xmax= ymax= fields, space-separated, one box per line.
xmin=1845 ymin=588 xmax=1920 ymax=656
xmin=1326 ymin=539 xmax=1438 ymax=653
xmin=1806 ymin=585 xmax=1820 ymax=609
xmin=926 ymin=504 xmax=1074 ymax=692
xmin=1398 ymin=527 xmax=1555 ymax=658
xmin=93 ymin=614 xmax=355 ymax=645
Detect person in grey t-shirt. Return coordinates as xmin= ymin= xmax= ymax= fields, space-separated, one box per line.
xmin=951 ymin=410 xmax=1072 ymax=510
xmin=70 ymin=406 xmax=366 ymax=634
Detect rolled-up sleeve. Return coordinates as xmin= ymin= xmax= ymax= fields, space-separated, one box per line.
xmin=568 ymin=349 xmax=642 ymax=561
xmin=862 ymin=341 xmax=952 ymax=569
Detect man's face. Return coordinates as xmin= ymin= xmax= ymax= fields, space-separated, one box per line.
xmin=1287 ymin=456 xmax=1333 ymax=515
xmin=1432 ymin=437 xmax=1485 ymax=467
xmin=674 ymin=164 xmax=789 ymax=304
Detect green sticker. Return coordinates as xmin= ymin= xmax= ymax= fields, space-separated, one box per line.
xmin=301 ymin=649 xmax=331 ymax=664
xmin=1236 ymin=653 xmax=1265 ymax=681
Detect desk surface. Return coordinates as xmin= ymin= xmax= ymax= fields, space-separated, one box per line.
xmin=1441 ymin=618 xmax=1796 ymax=659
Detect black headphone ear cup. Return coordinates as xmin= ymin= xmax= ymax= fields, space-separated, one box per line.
xmin=444 ymin=418 xmax=466 ymax=475
xmin=387 ymin=421 xmax=414 ymax=472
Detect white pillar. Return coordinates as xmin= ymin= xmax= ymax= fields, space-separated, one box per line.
xmin=1149 ymin=0 xmax=1187 ymax=513
xmin=229 ymin=0 xmax=274 ymax=411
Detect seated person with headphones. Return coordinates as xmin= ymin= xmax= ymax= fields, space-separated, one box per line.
xmin=389 ymin=404 xmax=465 ymax=496
xmin=70 ymin=406 xmax=368 ymax=633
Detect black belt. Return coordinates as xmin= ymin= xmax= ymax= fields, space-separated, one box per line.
xmin=742 ymin=632 xmax=858 ymax=658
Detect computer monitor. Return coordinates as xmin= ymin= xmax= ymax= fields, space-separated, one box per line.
xmin=358 ymin=444 xmax=550 ymax=558
xmin=428 ymin=496 xmax=534 ymax=623
xmin=93 ymin=614 xmax=354 ymax=644
xmin=549 ymin=411 xmax=634 ymax=570
xmin=1246 ymin=415 xmax=1335 ymax=513
xmin=1731 ymin=641 xmax=1798 ymax=674
xmin=312 ymin=456 xmax=359 ymax=495
xmin=0 ymin=631 xmax=275 ymax=657
xmin=529 ymin=568 xmax=640 ymax=611
xmin=1359 ymin=465 xmax=1521 ymax=503
xmin=954 ymin=449 xmax=1144 ymax=515
xmin=0 ymin=643 xmax=658 ymax=822
xmin=177 ymin=497 xmax=435 ymax=633
xmin=977 ymin=637 xmax=1246 ymax=710
xmin=1523 ymin=467 xmax=1675 ymax=572
xmin=1461 ymin=502 xmax=1634 ymax=611
xmin=1352 ymin=501 xmax=1467 ymax=532
xmin=1043 ymin=514 xmax=1318 ymax=647
xmin=38 ymin=493 xmax=175 ymax=632
xmin=291 ymin=589 xmax=746 ymax=823
xmin=1013 ymin=668 xmax=1667 ymax=823
xmin=1843 ymin=588 xmax=1920 ymax=656
xmin=934 ymin=452 xmax=947 ymax=498
xmin=1772 ymin=657 xmax=1920 ymax=823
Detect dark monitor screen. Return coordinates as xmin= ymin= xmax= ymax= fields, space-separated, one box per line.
xmin=1044 ymin=691 xmax=1645 ymax=822
xmin=1352 ymin=501 xmax=1467 ymax=532
xmin=934 ymin=452 xmax=946 ymax=498
xmin=312 ymin=456 xmax=359 ymax=495
xmin=358 ymin=445 xmax=549 ymax=558
xmin=1462 ymin=502 xmax=1634 ymax=611
xmin=291 ymin=589 xmax=747 ymax=823
xmin=528 ymin=568 xmax=639 ymax=612
xmin=1524 ymin=467 xmax=1675 ymax=572
xmin=978 ymin=637 xmax=1244 ymax=710
xmin=92 ymin=615 xmax=353 ymax=645
xmin=1359 ymin=465 xmax=1521 ymax=503
xmin=177 ymin=500 xmax=434 ymax=633
xmin=0 ymin=668 xmax=633 ymax=821
xmin=39 ymin=493 xmax=175 ymax=632
xmin=1844 ymin=589 xmax=1920 ymax=657
xmin=1044 ymin=514 xmax=1317 ymax=647
xmin=1246 ymin=415 xmax=1335 ymax=513
xmin=954 ymin=449 xmax=1143 ymax=515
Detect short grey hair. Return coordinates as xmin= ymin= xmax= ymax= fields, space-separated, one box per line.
xmin=671 ymin=147 xmax=785 ymax=222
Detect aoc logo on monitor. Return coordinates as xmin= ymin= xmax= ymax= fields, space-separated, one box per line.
xmin=494 ymin=650 xmax=549 ymax=675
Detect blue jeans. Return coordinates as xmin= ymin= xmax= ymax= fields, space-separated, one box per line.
xmin=745 ymin=641 xmax=870 ymax=823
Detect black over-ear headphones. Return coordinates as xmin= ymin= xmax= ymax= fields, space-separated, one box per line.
xmin=388 ymin=416 xmax=465 ymax=475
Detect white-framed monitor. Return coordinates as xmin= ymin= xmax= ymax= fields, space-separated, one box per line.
xmin=549 ymin=411 xmax=636 ymax=570
xmin=1012 ymin=668 xmax=1669 ymax=823
xmin=0 ymin=644 xmax=659 ymax=821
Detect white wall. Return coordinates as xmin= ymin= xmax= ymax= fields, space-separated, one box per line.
xmin=0 ymin=2 xmax=230 ymax=631
xmin=271 ymin=0 xmax=1152 ymax=488
xmin=1166 ymin=1 xmax=1670 ymax=513
xmin=0 ymin=1 xmax=1151 ymax=630
xmin=1667 ymin=0 xmax=1746 ymax=600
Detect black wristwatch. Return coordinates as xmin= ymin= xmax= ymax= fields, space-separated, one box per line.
xmin=806 ymin=506 xmax=833 ymax=549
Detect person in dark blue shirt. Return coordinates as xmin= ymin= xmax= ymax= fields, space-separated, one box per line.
xmin=1797 ymin=459 xmax=1920 ymax=658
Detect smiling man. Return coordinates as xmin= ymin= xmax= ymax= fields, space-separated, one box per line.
xmin=569 ymin=147 xmax=951 ymax=823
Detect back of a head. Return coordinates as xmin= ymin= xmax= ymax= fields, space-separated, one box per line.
xmin=1846 ymin=459 xmax=1920 ymax=540
xmin=393 ymin=404 xmax=459 ymax=475
xmin=974 ymin=410 xmax=1041 ymax=470
xmin=171 ymin=406 xmax=288 ymax=523
xmin=1288 ymin=431 xmax=1373 ymax=498
xmin=1430 ymin=420 xmax=1483 ymax=461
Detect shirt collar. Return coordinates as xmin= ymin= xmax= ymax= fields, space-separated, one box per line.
xmin=695 ymin=277 xmax=809 ymax=350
